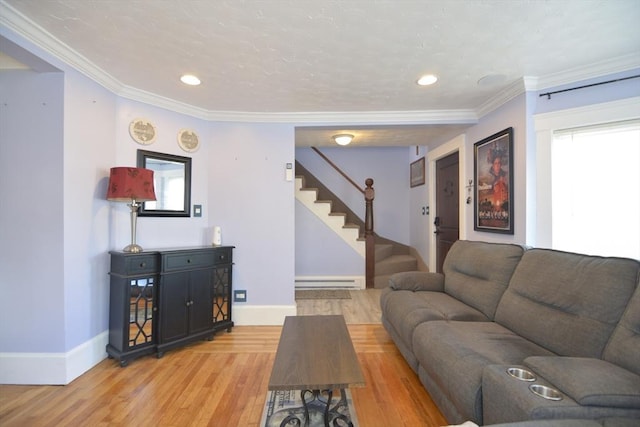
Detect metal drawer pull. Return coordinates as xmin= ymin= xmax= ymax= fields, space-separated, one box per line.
xmin=139 ymin=262 xmax=146 ymax=268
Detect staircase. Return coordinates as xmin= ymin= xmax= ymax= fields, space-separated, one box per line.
xmin=295 ymin=164 xmax=422 ymax=289
xmin=373 ymin=243 xmax=419 ymax=289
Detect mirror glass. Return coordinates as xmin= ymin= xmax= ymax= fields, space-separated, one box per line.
xmin=137 ymin=150 xmax=191 ymax=217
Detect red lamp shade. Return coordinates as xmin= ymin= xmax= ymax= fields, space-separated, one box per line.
xmin=106 ymin=167 xmax=156 ymax=202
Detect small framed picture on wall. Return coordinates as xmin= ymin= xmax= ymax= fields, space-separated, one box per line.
xmin=410 ymin=157 xmax=425 ymax=187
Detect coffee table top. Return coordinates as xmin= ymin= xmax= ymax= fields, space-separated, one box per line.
xmin=268 ymin=315 xmax=365 ymax=391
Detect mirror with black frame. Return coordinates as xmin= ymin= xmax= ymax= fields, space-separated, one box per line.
xmin=137 ymin=149 xmax=191 ymax=217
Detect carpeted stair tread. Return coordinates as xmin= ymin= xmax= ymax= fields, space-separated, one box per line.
xmin=375 ymin=254 xmax=418 ymax=276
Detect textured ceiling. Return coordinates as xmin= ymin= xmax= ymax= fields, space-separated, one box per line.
xmin=2 ymin=0 xmax=639 ymax=147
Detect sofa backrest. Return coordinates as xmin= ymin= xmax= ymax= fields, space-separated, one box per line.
xmin=443 ymin=240 xmax=525 ymax=319
xmin=603 ymin=281 xmax=640 ymax=375
xmin=495 ymin=248 xmax=640 ymax=358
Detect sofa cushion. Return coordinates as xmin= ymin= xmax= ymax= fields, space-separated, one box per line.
xmin=525 ymin=356 xmax=640 ymax=409
xmin=412 ymin=321 xmax=554 ymax=424
xmin=603 ymin=282 xmax=640 ymax=376
xmin=495 ymin=249 xmax=640 ymax=358
xmin=380 ymin=289 xmax=489 ymax=354
xmin=389 ymin=271 xmax=444 ymax=292
xmin=443 ymin=240 xmax=525 ymax=320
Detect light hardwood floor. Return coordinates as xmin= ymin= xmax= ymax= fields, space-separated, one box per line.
xmin=0 ymin=289 xmax=447 ymax=427
xmin=296 ymin=289 xmax=383 ymax=323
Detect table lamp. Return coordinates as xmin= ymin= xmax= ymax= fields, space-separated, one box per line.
xmin=107 ymin=167 xmax=156 ymax=253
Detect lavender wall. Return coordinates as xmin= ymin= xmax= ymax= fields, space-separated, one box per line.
xmin=464 ymin=95 xmax=529 ymax=244
xmin=209 ymin=122 xmax=295 ymax=305
xmin=535 ymin=69 xmax=640 ymax=115
xmin=295 ymin=200 xmax=364 ymax=276
xmin=0 ymin=70 xmax=65 ymax=352
xmin=63 ymin=68 xmax=118 ymax=350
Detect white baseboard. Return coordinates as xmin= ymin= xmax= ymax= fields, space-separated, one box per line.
xmin=0 ymin=331 xmax=108 ymax=385
xmin=232 ymin=304 xmax=297 ymax=325
xmin=0 ymin=306 xmax=301 ymax=385
xmin=295 ymin=276 xmax=365 ymax=290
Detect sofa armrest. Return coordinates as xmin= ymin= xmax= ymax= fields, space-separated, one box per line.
xmin=388 ymin=271 xmax=445 ymax=292
xmin=525 ymin=356 xmax=640 ymax=409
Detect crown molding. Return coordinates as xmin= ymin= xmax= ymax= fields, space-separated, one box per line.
xmin=2 ymin=0 xmax=637 ymax=125
xmin=0 ymin=1 xmax=124 ymax=94
xmin=476 ymin=78 xmax=529 ymax=118
xmin=202 ymin=109 xmax=479 ymax=124
xmin=532 ymin=54 xmax=640 ymax=91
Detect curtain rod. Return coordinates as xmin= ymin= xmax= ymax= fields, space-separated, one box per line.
xmin=539 ymin=75 xmax=640 ymax=100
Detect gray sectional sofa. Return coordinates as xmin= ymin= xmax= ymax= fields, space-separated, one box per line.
xmin=380 ymin=240 xmax=640 ymax=426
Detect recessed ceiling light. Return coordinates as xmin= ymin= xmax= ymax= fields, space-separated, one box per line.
xmin=417 ymin=74 xmax=438 ymax=86
xmin=180 ymin=74 xmax=201 ymax=86
xmin=333 ymin=134 xmax=354 ymax=146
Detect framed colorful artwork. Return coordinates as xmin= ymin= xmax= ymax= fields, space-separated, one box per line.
xmin=474 ymin=127 xmax=514 ymax=234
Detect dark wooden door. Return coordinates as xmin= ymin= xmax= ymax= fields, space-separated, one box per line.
xmin=435 ymin=152 xmax=459 ymax=273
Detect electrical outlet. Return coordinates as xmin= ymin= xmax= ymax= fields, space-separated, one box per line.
xmin=234 ymin=290 xmax=247 ymax=302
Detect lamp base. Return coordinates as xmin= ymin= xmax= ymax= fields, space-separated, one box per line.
xmin=123 ymin=243 xmax=144 ymax=253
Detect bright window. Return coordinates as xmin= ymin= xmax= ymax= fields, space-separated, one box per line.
xmin=551 ymin=119 xmax=640 ymax=259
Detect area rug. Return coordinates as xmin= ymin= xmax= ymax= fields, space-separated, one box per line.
xmin=295 ymin=289 xmax=352 ymax=300
xmin=260 ymin=388 xmax=358 ymax=427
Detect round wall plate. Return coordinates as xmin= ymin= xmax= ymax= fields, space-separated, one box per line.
xmin=128 ymin=118 xmax=157 ymax=145
xmin=177 ymin=129 xmax=200 ymax=152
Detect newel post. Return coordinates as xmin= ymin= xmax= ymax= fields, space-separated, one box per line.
xmin=364 ymin=178 xmax=375 ymax=289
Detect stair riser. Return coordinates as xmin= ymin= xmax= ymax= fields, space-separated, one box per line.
xmin=376 ymin=259 xmax=418 ymax=276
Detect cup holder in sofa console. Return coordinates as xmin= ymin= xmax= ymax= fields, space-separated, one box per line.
xmin=506 ymin=367 xmax=536 ymax=381
xmin=529 ymin=384 xmax=563 ymax=401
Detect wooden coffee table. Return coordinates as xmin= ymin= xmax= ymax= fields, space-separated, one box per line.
xmin=268 ymin=315 xmax=365 ymax=427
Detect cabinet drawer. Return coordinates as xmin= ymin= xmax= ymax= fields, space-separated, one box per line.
xmin=162 ymin=252 xmax=215 ymax=271
xmin=111 ymin=253 xmax=158 ymax=275
xmin=212 ymin=247 xmax=232 ymax=264
xmin=126 ymin=255 xmax=158 ymax=274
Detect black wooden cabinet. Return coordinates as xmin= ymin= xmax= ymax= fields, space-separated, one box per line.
xmin=107 ymin=246 xmax=234 ymax=366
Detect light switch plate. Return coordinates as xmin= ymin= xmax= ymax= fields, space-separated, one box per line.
xmin=193 ymin=204 xmax=202 ymax=217
xmin=234 ymin=290 xmax=247 ymax=302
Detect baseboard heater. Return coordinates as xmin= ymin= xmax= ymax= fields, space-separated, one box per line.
xmin=295 ymin=276 xmax=365 ymax=290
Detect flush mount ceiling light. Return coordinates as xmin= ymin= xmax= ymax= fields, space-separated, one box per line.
xmin=180 ymin=74 xmax=201 ymax=86
xmin=333 ymin=134 xmax=354 ymax=146
xmin=417 ymin=74 xmax=438 ymax=86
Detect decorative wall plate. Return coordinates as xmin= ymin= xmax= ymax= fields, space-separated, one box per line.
xmin=128 ymin=118 xmax=157 ymax=145
xmin=177 ymin=129 xmax=200 ymax=152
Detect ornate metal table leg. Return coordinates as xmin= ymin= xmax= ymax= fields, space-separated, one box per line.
xmin=323 ymin=389 xmax=333 ymax=427
xmin=300 ymin=389 xmax=334 ymax=427
xmin=301 ymin=390 xmax=313 ymax=427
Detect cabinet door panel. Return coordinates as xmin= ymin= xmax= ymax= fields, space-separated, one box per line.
xmin=159 ymin=273 xmax=190 ymax=343
xmin=189 ymin=269 xmax=214 ymax=334
xmin=213 ymin=265 xmax=232 ymax=323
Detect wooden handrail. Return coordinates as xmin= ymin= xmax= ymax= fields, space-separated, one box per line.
xmin=311 ymin=147 xmax=365 ymax=194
